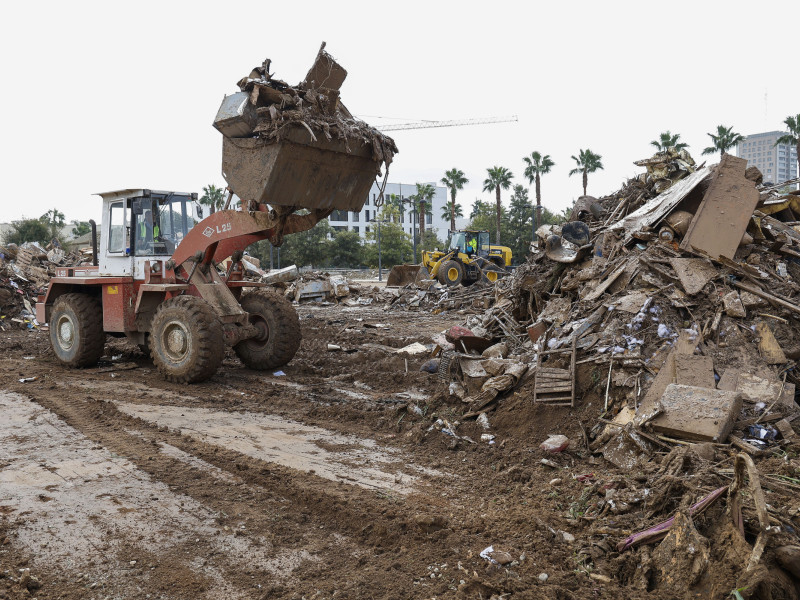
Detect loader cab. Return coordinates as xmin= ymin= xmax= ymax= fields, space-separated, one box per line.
xmin=97 ymin=189 xmax=200 ymax=278
xmin=447 ymin=230 xmax=490 ymax=257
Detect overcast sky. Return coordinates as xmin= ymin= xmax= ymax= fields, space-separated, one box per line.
xmin=1 ymin=0 xmax=797 ymax=225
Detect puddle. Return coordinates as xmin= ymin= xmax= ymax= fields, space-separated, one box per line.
xmin=113 ymin=401 xmax=440 ymax=494
xmin=0 ymin=392 xmax=313 ymax=595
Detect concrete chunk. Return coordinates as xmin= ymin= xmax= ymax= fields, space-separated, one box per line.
xmin=722 ymin=291 xmax=746 ymax=317
xmin=651 ymin=384 xmax=742 ymax=442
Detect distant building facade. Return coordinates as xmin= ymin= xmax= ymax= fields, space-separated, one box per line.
xmin=327 ymin=182 xmax=466 ymax=243
xmin=736 ymin=131 xmax=798 ymax=185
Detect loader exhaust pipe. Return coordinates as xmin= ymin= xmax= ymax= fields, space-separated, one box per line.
xmin=89 ymin=219 xmax=98 ymax=266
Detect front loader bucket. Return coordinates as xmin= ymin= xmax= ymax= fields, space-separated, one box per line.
xmin=386 ymin=264 xmax=429 ymax=287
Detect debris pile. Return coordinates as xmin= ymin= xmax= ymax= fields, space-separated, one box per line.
xmin=401 ymin=153 xmax=800 ymax=595
xmin=215 ymin=42 xmax=397 ymax=214
xmin=0 ymin=241 xmax=89 ymax=330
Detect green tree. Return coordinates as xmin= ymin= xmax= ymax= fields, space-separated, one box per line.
xmin=650 ymin=131 xmax=688 ymax=152
xmin=702 ymin=125 xmax=744 ymax=160
xmin=468 ymin=201 xmax=499 ymax=238
xmin=200 ymin=184 xmax=226 ymax=215
xmin=329 ymin=230 xmax=363 ymax=268
xmin=409 ymin=183 xmax=436 ymax=240
xmin=470 ymin=199 xmax=490 ymax=219
xmin=504 ymin=185 xmax=533 ymax=261
xmin=440 ymin=200 xmax=464 ymax=224
xmin=364 ymin=220 xmax=412 ymax=268
xmin=569 ymin=149 xmax=604 ymax=196
xmin=775 ymin=114 xmax=800 ymax=176
xmin=482 ymin=166 xmax=514 ymax=244
xmin=3 ymin=219 xmax=52 ymax=246
xmin=279 ymin=217 xmax=333 ymax=268
xmin=440 ymin=168 xmax=469 ymax=232
xmin=71 ymin=220 xmax=91 ymax=238
xmin=522 ymin=151 xmax=555 ymax=231
xmin=419 ymin=230 xmax=442 ymax=253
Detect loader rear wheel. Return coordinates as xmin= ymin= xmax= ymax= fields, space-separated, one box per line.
xmin=234 ymin=290 xmax=301 ymax=370
xmin=488 ymin=256 xmax=505 ymax=269
xmin=149 ymin=295 xmax=223 ymax=383
xmin=437 ymin=260 xmax=464 ymax=287
xmin=50 ymin=293 xmax=105 ymax=368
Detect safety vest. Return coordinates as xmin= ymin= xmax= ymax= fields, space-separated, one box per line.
xmin=139 ymin=220 xmax=159 ymax=238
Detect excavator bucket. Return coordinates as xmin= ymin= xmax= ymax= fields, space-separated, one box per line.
xmin=386 ymin=264 xmax=430 ymax=287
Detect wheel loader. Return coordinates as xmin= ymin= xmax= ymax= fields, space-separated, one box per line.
xmin=387 ymin=230 xmax=512 ymax=287
xmin=36 ymin=49 xmax=400 ymax=383
xmin=35 ymin=189 xmax=343 ymax=383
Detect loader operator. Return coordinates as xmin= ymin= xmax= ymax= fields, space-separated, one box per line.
xmin=466 ymin=235 xmax=477 ymax=256
xmin=138 ymin=209 xmax=174 ymax=254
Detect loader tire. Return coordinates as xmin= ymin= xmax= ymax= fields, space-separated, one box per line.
xmin=481 ymin=263 xmax=505 ymax=284
xmin=50 ymin=293 xmax=105 ymax=368
xmin=488 ymin=255 xmax=505 ymax=269
xmin=234 ymin=290 xmax=301 ymax=370
xmin=437 ymin=260 xmax=464 ymax=287
xmin=149 ymin=295 xmax=223 ymax=383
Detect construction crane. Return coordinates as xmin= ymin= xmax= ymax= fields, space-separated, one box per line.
xmin=377 ymin=115 xmax=518 ymax=132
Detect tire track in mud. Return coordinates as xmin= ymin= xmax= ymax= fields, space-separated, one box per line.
xmin=4 ymin=383 xmax=475 ymax=599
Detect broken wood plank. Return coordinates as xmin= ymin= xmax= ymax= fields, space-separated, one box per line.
xmin=756 ymin=322 xmax=787 ymax=364
xmin=650 ymin=384 xmax=742 ymax=443
xmin=734 ymin=281 xmax=800 ymax=316
xmin=680 ymin=155 xmax=760 ymax=260
xmin=668 ymin=258 xmax=719 ymax=295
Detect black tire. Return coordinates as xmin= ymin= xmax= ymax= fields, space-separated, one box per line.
xmin=437 ymin=260 xmax=464 ymax=287
xmin=234 ymin=290 xmax=301 ymax=370
xmin=49 ymin=293 xmax=105 ymax=368
xmin=149 ymin=296 xmax=223 ymax=383
xmin=488 ymin=255 xmax=505 ymax=269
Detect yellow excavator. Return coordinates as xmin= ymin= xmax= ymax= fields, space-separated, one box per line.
xmin=387 ymin=230 xmax=512 ymax=287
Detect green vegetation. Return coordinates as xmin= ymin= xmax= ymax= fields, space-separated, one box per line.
xmin=483 ymin=166 xmax=514 ymax=244
xmin=440 ymin=168 xmax=469 ymax=232
xmin=199 ymin=184 xmax=226 ymax=215
xmin=523 ymin=151 xmax=555 ymax=231
xmin=702 ymin=125 xmax=744 ymax=160
xmin=651 ymin=131 xmax=688 ymax=152
xmin=569 ymin=149 xmax=603 ymax=196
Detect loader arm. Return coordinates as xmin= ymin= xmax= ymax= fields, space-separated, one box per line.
xmin=171 ymin=206 xmax=332 ymax=270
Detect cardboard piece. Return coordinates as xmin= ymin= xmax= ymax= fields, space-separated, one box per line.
xmin=668 ymin=258 xmax=718 ymax=295
xmin=651 ymin=384 xmax=743 ymax=442
xmin=756 ymin=322 xmax=787 ymax=364
xmin=680 ymin=155 xmax=760 ymax=259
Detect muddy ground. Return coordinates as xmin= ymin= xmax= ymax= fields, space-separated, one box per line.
xmin=1 ymin=304 xmax=797 ymax=599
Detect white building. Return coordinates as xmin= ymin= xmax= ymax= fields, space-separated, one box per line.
xmin=327 ymin=181 xmax=467 ymax=243
xmin=737 ymin=131 xmax=798 ymax=185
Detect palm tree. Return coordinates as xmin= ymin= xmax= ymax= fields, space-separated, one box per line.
xmin=440 ymin=168 xmax=469 ymax=232
xmin=651 ymin=131 xmax=688 ymax=152
xmin=569 ymin=149 xmax=604 ymax=196
xmin=409 ymin=183 xmax=436 ymax=239
xmin=482 ymin=166 xmax=514 ymax=244
xmin=523 ymin=151 xmax=555 ymax=231
xmin=775 ymin=114 xmax=800 ymax=176
xmin=702 ymin=125 xmax=744 ymax=161
xmin=440 ymin=200 xmax=464 ymax=224
xmin=200 ymin=184 xmax=226 ymax=215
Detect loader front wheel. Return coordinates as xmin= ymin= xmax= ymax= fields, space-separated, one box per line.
xmin=149 ymin=296 xmax=223 ymax=383
xmin=50 ymin=293 xmax=105 ymax=368
xmin=482 ymin=263 xmax=505 ymax=284
xmin=437 ymin=260 xmax=464 ymax=287
xmin=234 ymin=290 xmax=301 ymax=370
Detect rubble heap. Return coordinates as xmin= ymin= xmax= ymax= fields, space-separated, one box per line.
xmin=216 ymin=42 xmax=397 ymax=170
xmin=0 ymin=241 xmax=89 ymax=330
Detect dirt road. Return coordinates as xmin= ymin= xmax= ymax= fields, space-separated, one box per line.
xmin=0 ymin=305 xmax=675 ymax=599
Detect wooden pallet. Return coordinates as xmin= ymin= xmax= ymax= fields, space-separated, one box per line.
xmin=534 ymin=337 xmax=576 ymax=406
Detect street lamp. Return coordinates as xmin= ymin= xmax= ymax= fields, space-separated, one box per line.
xmin=370 ymin=218 xmax=389 ymax=281
xmin=402 ymin=198 xmax=418 ymax=264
